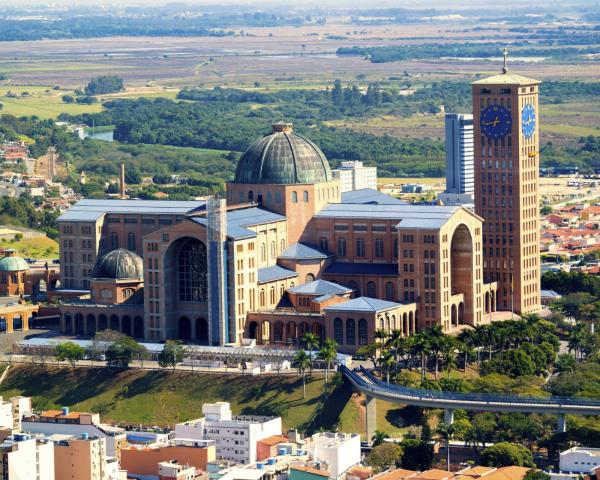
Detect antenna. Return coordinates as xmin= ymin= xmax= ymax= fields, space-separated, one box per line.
xmin=502 ymin=48 xmax=508 ymax=74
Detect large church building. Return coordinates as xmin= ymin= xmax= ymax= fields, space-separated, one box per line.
xmin=56 ymin=66 xmax=540 ymax=351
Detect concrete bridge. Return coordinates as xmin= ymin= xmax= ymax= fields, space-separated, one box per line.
xmin=341 ymin=366 xmax=600 ymax=440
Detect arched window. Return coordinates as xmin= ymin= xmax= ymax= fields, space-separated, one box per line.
xmin=334 ymin=318 xmax=344 ymax=344
xmin=356 ymin=238 xmax=365 ymax=257
xmin=276 ymin=191 xmax=282 ymax=203
xmin=393 ymin=239 xmax=399 ymax=258
xmin=280 ymin=239 xmax=286 ymax=253
xmin=110 ymin=232 xmax=119 ymax=250
xmin=248 ymin=191 xmax=254 ymax=202
xmin=366 ymin=281 xmax=376 ymax=298
xmin=320 ymin=237 xmax=328 ymax=251
xmin=260 ymin=289 xmax=266 ymax=307
xmin=270 ymin=241 xmax=276 ymax=259
xmin=337 ymin=237 xmax=347 ymax=256
xmin=178 ymin=240 xmax=208 ymax=302
xmin=266 ymin=192 xmax=272 ymax=203
xmin=375 ymin=238 xmax=384 ymax=258
xmin=303 ymin=191 xmax=309 ymax=202
xmin=346 ymin=318 xmax=356 ymax=345
xmin=270 ymin=286 xmax=276 ymax=305
xmin=386 ymin=282 xmax=395 ymax=301
xmin=358 ymin=319 xmax=368 ymax=345
xmin=305 ymin=273 xmax=315 ymax=283
xmin=425 ymin=250 xmax=429 ymax=259
xmin=127 ymin=232 xmax=136 ymax=251
xmin=261 ymin=243 xmax=266 ymax=262
xmin=291 ymin=191 xmax=298 ymax=203
xmin=430 ymin=250 xmax=436 ymax=258
xmin=239 ymin=191 xmax=245 ymax=203
xmin=348 ymin=280 xmax=360 ymax=297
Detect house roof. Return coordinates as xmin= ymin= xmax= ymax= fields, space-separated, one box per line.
xmin=324 ymin=262 xmax=398 ymax=276
xmin=192 ymin=207 xmax=287 ymax=240
xmin=290 ymin=466 xmax=329 ymax=478
xmin=257 ymin=265 xmax=298 ymax=284
xmin=413 ymin=470 xmax=454 ymax=480
xmin=340 ymin=189 xmax=407 ymax=205
xmin=324 ymin=296 xmax=403 ymax=313
xmin=480 ymin=467 xmax=531 ymax=480
xmin=373 ymin=469 xmax=418 ymax=480
xmin=279 ymin=243 xmax=330 ymax=260
xmin=288 ymin=279 xmax=352 ymax=296
xmin=257 ymin=435 xmax=287 ymax=446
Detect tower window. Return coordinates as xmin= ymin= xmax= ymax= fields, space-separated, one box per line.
xmin=501 ymin=88 xmax=511 ymax=94
xmin=481 ymin=88 xmax=491 ymax=94
xmin=291 ymin=191 xmax=298 ymax=203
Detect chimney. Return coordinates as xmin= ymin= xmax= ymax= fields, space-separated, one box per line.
xmin=120 ymin=163 xmax=126 ymax=199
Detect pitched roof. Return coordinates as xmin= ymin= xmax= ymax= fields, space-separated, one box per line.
xmin=279 ymin=243 xmax=330 ymax=260
xmin=192 ymin=207 xmax=287 ymax=240
xmin=324 ymin=296 xmax=402 ymax=313
xmin=257 ymin=435 xmax=287 ymax=446
xmin=324 ymin=262 xmax=398 ymax=276
xmin=341 ymin=189 xmax=407 ymax=205
xmin=58 ymin=198 xmax=205 ymax=222
xmin=288 ymin=279 xmax=352 ymax=296
xmin=480 ymin=467 xmax=530 ymax=480
xmin=413 ymin=470 xmax=454 ymax=480
xmin=373 ymin=469 xmax=418 ymax=480
xmin=290 ymin=466 xmax=329 ymax=478
xmin=257 ymin=265 xmax=298 ymax=284
xmin=472 ymin=72 xmax=540 ymax=85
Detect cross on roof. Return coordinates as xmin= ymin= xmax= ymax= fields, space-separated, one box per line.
xmin=502 ymin=48 xmax=509 ymax=74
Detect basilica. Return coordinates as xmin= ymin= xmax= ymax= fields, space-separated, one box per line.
xmin=55 ymin=67 xmax=541 ymax=352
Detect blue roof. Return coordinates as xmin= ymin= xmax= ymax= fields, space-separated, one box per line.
xmin=279 ymin=243 xmax=329 ymax=260
xmin=325 ymin=296 xmax=402 ymax=313
xmin=193 ymin=207 xmax=287 ymax=240
xmin=257 ymin=265 xmax=298 ymax=284
xmin=59 ymin=199 xmax=205 ymax=222
xmin=541 ymin=289 xmax=561 ymax=298
xmin=315 ymin=203 xmax=460 ymax=229
xmin=341 ymin=189 xmax=407 ymax=205
xmin=288 ymin=279 xmax=351 ymax=296
xmin=324 ymin=262 xmax=398 ymax=276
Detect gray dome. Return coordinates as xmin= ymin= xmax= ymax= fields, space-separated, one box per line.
xmin=233 ymin=123 xmax=332 ymax=185
xmin=91 ymin=248 xmax=143 ymax=281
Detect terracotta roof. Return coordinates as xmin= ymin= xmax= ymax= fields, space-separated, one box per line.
xmin=375 ymin=469 xmax=418 ymax=480
xmin=413 ymin=470 xmax=454 ymax=480
xmin=291 ymin=466 xmax=329 ymax=478
xmin=456 ymin=466 xmax=497 ymax=478
xmin=41 ymin=410 xmax=85 ymax=419
xmin=258 ymin=435 xmax=287 ymax=446
xmin=481 ymin=467 xmax=531 ymax=480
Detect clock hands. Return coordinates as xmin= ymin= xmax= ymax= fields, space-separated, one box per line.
xmin=482 ymin=117 xmax=500 ymax=127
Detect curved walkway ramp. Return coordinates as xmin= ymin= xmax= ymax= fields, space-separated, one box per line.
xmin=341 ymin=365 xmax=600 ymax=440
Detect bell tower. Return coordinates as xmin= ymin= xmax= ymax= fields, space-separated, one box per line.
xmin=472 ymin=51 xmax=541 ymax=314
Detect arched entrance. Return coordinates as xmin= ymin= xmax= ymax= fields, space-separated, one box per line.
xmin=249 ymin=321 xmax=258 ymax=339
xmin=64 ymin=313 xmax=73 ymax=334
xmin=274 ymin=321 xmax=284 ymax=342
xmin=122 ymin=316 xmax=132 ymax=337
xmin=451 ymin=224 xmax=474 ymax=325
xmin=133 ymin=316 xmax=144 ymax=339
xmin=75 ymin=313 xmax=84 ymax=335
xmin=98 ymin=314 xmax=108 ymax=331
xmin=196 ymin=317 xmax=208 ymax=344
xmin=286 ymin=322 xmax=297 ymax=344
xmin=179 ymin=316 xmax=192 ymax=341
xmin=86 ymin=314 xmax=96 ymax=336
xmin=110 ymin=315 xmax=119 ymax=331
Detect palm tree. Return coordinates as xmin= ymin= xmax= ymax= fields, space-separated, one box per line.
xmin=411 ymin=332 xmax=431 ymax=381
xmin=378 ymin=349 xmax=395 ymax=384
xmin=568 ymin=324 xmax=586 ymax=362
xmin=301 ymin=332 xmax=320 ymax=376
xmin=371 ymin=430 xmax=389 ymax=446
xmin=294 ymin=349 xmax=311 ymax=398
xmin=427 ymin=325 xmax=445 ymax=380
xmin=318 ymin=338 xmax=337 ymax=385
xmin=442 ymin=340 xmax=458 ymax=380
xmin=437 ymin=422 xmax=456 ymax=471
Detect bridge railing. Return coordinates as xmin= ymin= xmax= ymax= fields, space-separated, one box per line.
xmin=341 ymin=366 xmax=600 ymax=408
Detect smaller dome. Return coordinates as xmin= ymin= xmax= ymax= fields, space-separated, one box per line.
xmin=0 ymin=251 xmax=29 ymax=272
xmin=91 ymin=248 xmax=143 ymax=281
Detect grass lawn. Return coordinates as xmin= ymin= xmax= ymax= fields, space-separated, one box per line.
xmin=0 ymin=236 xmax=58 ymax=259
xmin=0 ymin=86 xmax=102 ymax=119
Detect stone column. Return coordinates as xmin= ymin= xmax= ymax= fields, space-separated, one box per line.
xmin=444 ymin=408 xmax=454 ymax=425
xmin=557 ymin=414 xmax=567 ymax=433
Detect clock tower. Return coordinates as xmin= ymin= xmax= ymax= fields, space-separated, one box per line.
xmin=472 ymin=51 xmax=541 ymax=314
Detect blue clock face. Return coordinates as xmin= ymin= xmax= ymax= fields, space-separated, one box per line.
xmin=521 ymin=103 xmax=536 ymax=138
xmin=480 ymin=105 xmax=512 ymax=139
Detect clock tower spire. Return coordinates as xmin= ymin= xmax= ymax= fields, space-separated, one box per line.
xmin=472 ymin=67 xmax=541 ymax=316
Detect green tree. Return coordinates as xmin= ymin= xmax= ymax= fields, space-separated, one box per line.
xmin=437 ymin=422 xmax=456 ymax=471
xmin=318 ymin=338 xmax=337 ymax=384
xmin=158 ymin=340 xmax=185 ymax=370
xmin=85 ymin=75 xmax=124 ymax=95
xmin=366 ymin=442 xmax=403 ymax=473
xmin=301 ymin=332 xmax=320 ymax=377
xmin=523 ymin=470 xmax=551 ymax=480
xmin=371 ymin=430 xmax=389 ymax=447
xmin=480 ymin=442 xmax=535 ymax=468
xmin=293 ymin=349 xmax=311 ymax=398
xmin=400 ymin=439 xmax=434 ymax=470
xmin=55 ymin=341 xmax=85 ymax=367
xmin=106 ymin=336 xmax=143 ymax=368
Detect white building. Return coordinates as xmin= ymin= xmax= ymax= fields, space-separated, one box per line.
xmin=21 ymin=408 xmax=126 ymax=457
xmin=0 ymin=434 xmax=55 ymax=480
xmin=559 ymin=446 xmax=600 ymax=473
xmin=306 ymin=432 xmax=361 ymax=480
xmin=332 ymin=161 xmax=377 ymax=193
xmin=444 ymin=113 xmax=474 ymax=195
xmin=0 ymin=396 xmax=31 ymax=432
xmin=174 ymin=402 xmax=282 ymax=465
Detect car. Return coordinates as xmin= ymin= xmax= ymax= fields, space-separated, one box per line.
xmin=25 ymin=258 xmax=37 ymax=264
xmin=52 ymin=259 xmax=60 ymax=264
